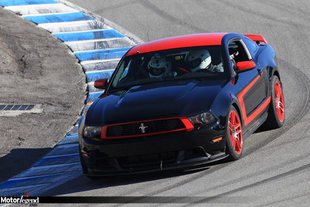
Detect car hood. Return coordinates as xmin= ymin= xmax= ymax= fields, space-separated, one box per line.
xmin=86 ymin=80 xmax=226 ymax=125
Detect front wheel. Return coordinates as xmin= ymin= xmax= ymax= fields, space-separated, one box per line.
xmin=266 ymin=75 xmax=285 ymax=129
xmin=226 ymin=106 xmax=243 ymax=160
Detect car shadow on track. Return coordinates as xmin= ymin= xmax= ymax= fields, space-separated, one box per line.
xmin=43 ymin=169 xmax=207 ymax=196
xmin=0 ymin=148 xmax=51 ymax=183
xmin=43 ymin=158 xmax=232 ymax=196
xmin=254 ymin=122 xmax=282 ymax=135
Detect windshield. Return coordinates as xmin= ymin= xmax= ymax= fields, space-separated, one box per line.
xmin=110 ymin=46 xmax=226 ymax=90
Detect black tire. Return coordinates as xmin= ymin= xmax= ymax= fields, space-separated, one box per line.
xmin=226 ymin=106 xmax=243 ymax=160
xmin=265 ymin=75 xmax=285 ymax=129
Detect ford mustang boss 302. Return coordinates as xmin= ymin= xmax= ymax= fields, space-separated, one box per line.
xmin=78 ymin=33 xmax=285 ymax=177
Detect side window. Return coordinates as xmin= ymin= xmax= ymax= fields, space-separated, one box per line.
xmin=118 ymin=60 xmax=131 ymax=81
xmin=243 ymin=37 xmax=259 ymax=56
xmin=228 ymin=40 xmax=251 ymax=63
xmin=112 ymin=59 xmax=132 ymax=87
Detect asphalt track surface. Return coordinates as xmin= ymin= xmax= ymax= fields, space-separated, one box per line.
xmin=1 ymin=0 xmax=310 ymax=206
xmin=42 ymin=0 xmax=310 ymax=206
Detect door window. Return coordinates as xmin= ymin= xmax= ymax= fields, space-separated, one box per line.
xmin=228 ymin=40 xmax=252 ymax=71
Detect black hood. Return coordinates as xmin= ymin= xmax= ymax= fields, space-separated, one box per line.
xmin=86 ymin=80 xmax=225 ymax=125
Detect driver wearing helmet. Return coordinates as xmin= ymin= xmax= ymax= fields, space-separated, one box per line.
xmin=186 ymin=49 xmax=223 ymax=72
xmin=147 ymin=54 xmax=175 ymax=79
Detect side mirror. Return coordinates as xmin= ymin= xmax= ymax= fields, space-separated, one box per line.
xmin=236 ymin=60 xmax=256 ymax=72
xmin=94 ymin=79 xmax=108 ymax=89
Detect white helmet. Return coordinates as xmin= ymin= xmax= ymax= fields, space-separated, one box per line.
xmin=148 ymin=54 xmax=171 ymax=78
xmin=187 ymin=49 xmax=212 ymax=72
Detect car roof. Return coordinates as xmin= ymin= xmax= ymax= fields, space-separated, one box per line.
xmin=126 ymin=33 xmax=227 ymax=56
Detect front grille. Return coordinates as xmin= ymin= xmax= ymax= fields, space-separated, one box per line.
xmin=106 ymin=118 xmax=185 ymax=138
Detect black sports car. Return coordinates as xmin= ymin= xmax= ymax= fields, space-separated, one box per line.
xmin=78 ymin=33 xmax=285 ymax=176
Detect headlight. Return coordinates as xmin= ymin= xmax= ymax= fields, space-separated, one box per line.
xmin=83 ymin=126 xmax=102 ymax=139
xmin=188 ymin=112 xmax=217 ymax=128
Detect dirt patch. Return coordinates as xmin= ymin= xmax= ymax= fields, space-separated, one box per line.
xmin=0 ymin=9 xmax=85 ymax=181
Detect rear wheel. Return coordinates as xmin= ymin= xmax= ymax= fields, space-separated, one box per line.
xmin=266 ymin=75 xmax=285 ymax=128
xmin=226 ymin=106 xmax=243 ymax=160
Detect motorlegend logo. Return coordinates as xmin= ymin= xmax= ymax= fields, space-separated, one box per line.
xmin=1 ymin=194 xmax=39 ymax=206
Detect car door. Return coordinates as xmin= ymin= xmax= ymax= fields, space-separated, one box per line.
xmin=229 ymin=39 xmax=269 ymax=126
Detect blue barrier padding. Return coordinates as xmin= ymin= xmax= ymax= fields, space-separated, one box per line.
xmin=32 ymin=154 xmax=80 ymax=167
xmin=54 ymin=29 xmax=125 ymax=42
xmin=24 ymin=12 xmax=94 ymax=24
xmin=86 ymin=70 xmax=114 ymax=82
xmin=1 ymin=173 xmax=67 ymax=189
xmin=81 ymin=59 xmax=120 ymax=71
xmin=0 ymin=0 xmax=57 ymax=6
xmin=57 ymin=137 xmax=78 ymax=145
xmin=87 ymin=91 xmax=103 ymax=103
xmin=0 ymin=0 xmax=136 ymax=196
xmin=45 ymin=143 xmax=79 ymax=157
xmin=0 ymin=183 xmax=49 ymax=196
xmin=65 ymin=133 xmax=78 ymax=139
xmin=75 ymin=47 xmax=130 ymax=61
xmin=0 ymin=173 xmax=80 ymax=196
xmin=13 ymin=163 xmax=80 ymax=179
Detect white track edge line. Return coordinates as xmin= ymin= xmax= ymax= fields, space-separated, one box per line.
xmin=80 ymin=58 xmax=121 ymax=65
xmin=22 ymin=10 xmax=79 ymax=17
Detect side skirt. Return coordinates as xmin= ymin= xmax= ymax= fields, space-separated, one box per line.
xmin=243 ymin=111 xmax=268 ymax=139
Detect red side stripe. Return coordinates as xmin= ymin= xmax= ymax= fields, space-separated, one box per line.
xmin=237 ymin=74 xmax=271 ymax=126
xmin=246 ymin=97 xmax=271 ymax=126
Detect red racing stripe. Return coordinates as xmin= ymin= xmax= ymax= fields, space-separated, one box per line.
xmin=237 ymin=73 xmax=271 ymax=126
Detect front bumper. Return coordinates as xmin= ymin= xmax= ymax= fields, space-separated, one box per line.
xmin=79 ymin=128 xmax=227 ymax=176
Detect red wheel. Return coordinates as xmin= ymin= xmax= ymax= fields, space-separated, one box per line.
xmin=274 ymin=80 xmax=285 ymax=123
xmin=226 ymin=106 xmax=243 ymax=160
xmin=265 ymin=75 xmax=285 ymax=128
